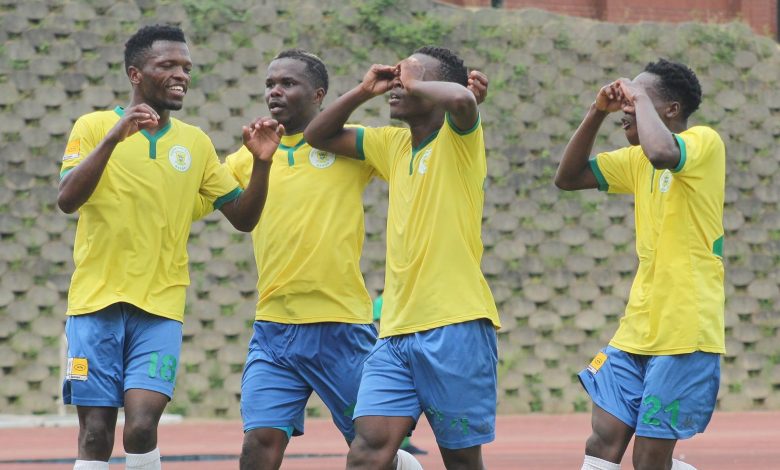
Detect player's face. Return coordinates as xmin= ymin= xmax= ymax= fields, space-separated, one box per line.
xmin=265 ymin=58 xmax=323 ymax=133
xmin=134 ymin=41 xmax=192 ymax=112
xmin=388 ymin=53 xmax=438 ymax=121
xmin=621 ymin=72 xmax=668 ymax=146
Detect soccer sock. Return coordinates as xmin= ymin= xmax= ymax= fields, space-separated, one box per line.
xmin=73 ymin=461 xmax=109 ymax=470
xmin=396 ymin=448 xmax=423 ymax=470
xmin=125 ymin=448 xmax=161 ymax=470
xmin=672 ymin=459 xmax=697 ymax=470
xmin=581 ymin=455 xmax=620 ymax=470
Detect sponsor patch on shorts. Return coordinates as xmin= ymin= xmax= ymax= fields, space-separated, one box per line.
xmin=587 ymin=352 xmax=607 ymax=374
xmin=66 ymin=357 xmax=88 ymax=381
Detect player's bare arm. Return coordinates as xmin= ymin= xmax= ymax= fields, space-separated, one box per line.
xmin=219 ymin=117 xmax=283 ymax=232
xmin=304 ymin=64 xmax=396 ymax=159
xmin=554 ymin=81 xmax=623 ymax=191
xmin=58 ymin=103 xmax=160 ymax=213
xmin=618 ymin=78 xmax=680 ymax=169
xmin=398 ymin=57 xmax=478 ymax=131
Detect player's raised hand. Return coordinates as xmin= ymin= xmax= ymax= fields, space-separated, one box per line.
xmin=243 ymin=117 xmax=285 ymax=163
xmin=594 ymin=80 xmax=624 ymax=113
xmin=468 ymin=70 xmax=489 ymax=105
xmin=110 ymin=104 xmax=159 ymax=142
xmin=616 ymin=78 xmax=645 ymax=114
xmin=360 ymin=64 xmax=398 ymax=97
xmin=398 ymin=57 xmax=425 ymax=86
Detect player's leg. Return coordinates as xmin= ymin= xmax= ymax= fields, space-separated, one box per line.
xmin=75 ymin=406 xmax=118 ymax=462
xmin=123 ymin=390 xmax=169 ymax=469
xmin=578 ymin=346 xmax=646 ymax=468
xmin=121 ymin=304 xmax=183 ymax=469
xmin=300 ymin=323 xmax=378 ymax=443
xmin=63 ymin=306 xmax=127 ymax=467
xmin=347 ymin=338 xmax=421 ymax=469
xmin=349 ymin=416 xmax=416 ymax=469
xmin=582 ymin=405 xmax=633 ymax=468
xmin=631 ymin=351 xmax=720 ymax=470
xmin=240 ymin=321 xmax=311 ymax=470
xmin=412 ymin=320 xmax=498 ymax=470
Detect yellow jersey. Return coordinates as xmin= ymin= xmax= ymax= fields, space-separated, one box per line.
xmin=194 ymin=132 xmax=376 ymax=323
xmin=357 ymin=114 xmax=499 ymax=337
xmin=590 ymin=125 xmax=726 ymax=354
xmin=61 ymin=107 xmax=241 ymax=322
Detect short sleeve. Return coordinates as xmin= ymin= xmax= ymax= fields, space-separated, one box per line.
xmin=671 ymin=126 xmax=725 ymax=180
xmin=60 ymin=116 xmax=99 ymax=179
xmin=356 ymin=126 xmax=397 ymax=180
xmin=443 ymin=112 xmax=483 ymax=167
xmin=198 ymin=134 xmax=242 ymax=210
xmin=591 ymin=146 xmax=642 ymax=194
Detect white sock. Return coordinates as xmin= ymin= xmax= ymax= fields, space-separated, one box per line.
xmin=581 ymin=455 xmax=620 ymax=470
xmin=125 ymin=448 xmax=161 ymax=470
xmin=74 ymin=461 xmax=109 ymax=470
xmin=396 ymin=448 xmax=423 ymax=470
xmin=672 ymin=459 xmax=697 ymax=470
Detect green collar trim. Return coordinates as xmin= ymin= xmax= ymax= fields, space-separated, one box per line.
xmin=409 ymin=130 xmax=439 ymax=175
xmin=278 ymin=137 xmax=306 ymax=166
xmin=113 ymin=106 xmax=172 ymax=159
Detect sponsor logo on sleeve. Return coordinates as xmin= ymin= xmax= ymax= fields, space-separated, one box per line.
xmin=63 ymin=139 xmax=80 ymax=161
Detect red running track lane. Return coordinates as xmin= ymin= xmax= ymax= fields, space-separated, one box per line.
xmin=0 ymin=411 xmax=777 ymax=469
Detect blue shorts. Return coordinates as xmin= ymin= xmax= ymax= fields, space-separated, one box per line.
xmin=62 ymin=303 xmax=183 ymax=407
xmin=354 ymin=319 xmax=498 ymax=449
xmin=241 ymin=321 xmax=377 ymax=441
xmin=578 ymin=345 xmax=720 ymax=439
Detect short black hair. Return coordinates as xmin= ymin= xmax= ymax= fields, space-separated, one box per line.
xmin=413 ymin=46 xmax=468 ymax=87
xmin=273 ymin=49 xmax=329 ymax=94
xmin=644 ymin=58 xmax=702 ymax=119
xmin=124 ymin=24 xmax=186 ymax=75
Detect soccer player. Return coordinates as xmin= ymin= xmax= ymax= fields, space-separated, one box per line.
xmin=554 ymin=59 xmax=725 ymax=470
xmin=193 ymin=49 xmax=486 ymax=470
xmin=305 ymin=46 xmax=500 ymax=470
xmin=57 ymin=25 xmax=282 ymax=470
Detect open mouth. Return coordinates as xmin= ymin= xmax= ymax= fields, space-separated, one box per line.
xmin=167 ymin=84 xmax=186 ymax=98
xmin=621 ymin=117 xmax=633 ymax=130
xmin=268 ymin=102 xmax=285 ymax=113
xmin=388 ymin=93 xmax=401 ymax=105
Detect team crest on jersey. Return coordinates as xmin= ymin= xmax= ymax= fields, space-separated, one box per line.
xmin=309 ymin=148 xmax=336 ymax=169
xmin=659 ymin=169 xmax=673 ymax=193
xmin=168 ymin=145 xmax=192 ymax=172
xmin=66 ymin=357 xmax=88 ymax=381
xmin=418 ymin=148 xmax=432 ymax=174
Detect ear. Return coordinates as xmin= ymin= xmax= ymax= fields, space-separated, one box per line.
xmin=128 ymin=66 xmax=142 ymax=86
xmin=314 ymin=87 xmax=326 ymax=105
xmin=665 ymin=101 xmax=681 ymax=120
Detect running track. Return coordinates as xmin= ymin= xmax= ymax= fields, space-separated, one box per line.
xmin=0 ymin=411 xmax=777 ymax=469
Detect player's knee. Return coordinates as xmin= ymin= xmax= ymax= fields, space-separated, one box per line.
xmin=122 ymin=416 xmax=158 ymax=451
xmin=240 ymin=429 xmax=286 ymax=465
xmin=585 ymin=432 xmax=623 ymax=463
xmin=632 ymin=447 xmax=672 ymax=470
xmin=347 ymin=435 xmax=396 ymax=468
xmin=79 ymin=424 xmax=114 ymax=456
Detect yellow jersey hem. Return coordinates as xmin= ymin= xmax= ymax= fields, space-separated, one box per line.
xmin=379 ymin=313 xmax=500 ymax=338
xmin=256 ymin=314 xmax=372 ymax=325
xmin=67 ymin=301 xmax=183 ymax=323
xmin=608 ymin=340 xmax=725 ymax=355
